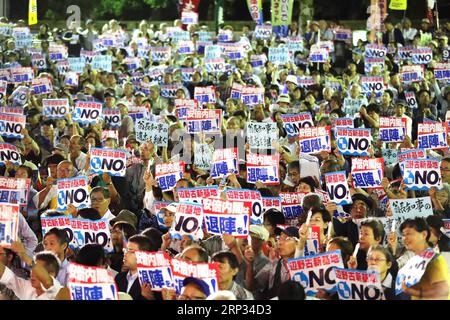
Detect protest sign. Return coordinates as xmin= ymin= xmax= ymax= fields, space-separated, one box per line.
xmin=68 ymin=263 xmax=118 ymax=300
xmin=171 ymin=202 xmax=204 ymax=241
xmin=64 ymin=72 xmax=79 ymax=87
xmin=219 ymin=42 xmax=245 ymax=60
xmin=91 ymin=55 xmax=112 ymax=72
xmin=268 ymin=47 xmax=290 ymax=65
xmin=434 ymin=68 xmax=450 ymax=81
xmin=379 ymin=117 xmax=406 ymax=142
xmin=178 ymin=40 xmax=195 ymax=55
xmin=417 ymin=122 xmax=448 ymax=150
xmin=186 ymin=109 xmax=222 ymax=134
xmin=282 ymin=113 xmax=314 ymax=137
xmin=304 ymin=225 xmax=321 ymax=256
xmin=247 ymin=122 xmax=278 ymax=149
xmin=194 ymin=86 xmax=216 ymax=105
xmin=205 ymin=58 xmax=226 ymax=74
xmin=194 ymin=143 xmax=213 ymax=171
xmin=411 ymin=47 xmax=433 ymax=64
xmin=309 ymin=47 xmax=329 ymax=63
xmin=103 ymin=108 xmax=121 ymax=128
xmin=382 ymin=148 xmax=398 ymax=166
xmin=241 ymin=86 xmax=264 ymax=106
xmin=343 ymin=98 xmax=365 ymax=117
xmin=262 ymin=197 xmax=282 ymax=212
xmin=67 ymin=217 xmax=113 ymax=252
xmin=89 ymin=148 xmax=127 ymax=177
xmin=210 ymin=148 xmax=238 ymax=178
xmin=0 ymin=80 xmax=6 ymax=104
xmin=31 ymin=54 xmax=47 ymax=70
xmin=332 ymin=118 xmax=354 ymax=131
xmin=250 ymin=54 xmax=267 ymax=68
xmin=136 ymin=251 xmax=174 ymax=291
xmin=150 ymin=47 xmax=171 ymax=62
xmin=68 ymin=57 xmax=86 ymax=73
xmin=226 ymin=188 xmax=264 ymax=225
xmin=175 ymin=99 xmax=198 ymax=121
xmin=0 ymin=143 xmax=21 ymax=166
xmin=395 ymin=248 xmax=436 ymax=295
xmin=335 ymin=268 xmax=384 ymax=300
xmin=161 ymin=84 xmax=182 ymax=99
xmin=400 ymin=159 xmax=442 ymax=190
xmin=397 ymin=148 xmax=426 ymax=163
xmin=57 ymin=176 xmax=90 ymax=211
xmin=288 ymin=250 xmax=344 ymax=295
xmin=135 ymin=120 xmax=169 ymax=147
xmin=101 ymin=130 xmax=118 ymax=142
xmin=351 ymin=157 xmax=384 ymax=188
xmin=397 ymin=46 xmax=412 ymax=61
xmin=10 ymin=67 xmax=33 ymax=83
xmin=325 ymin=171 xmax=352 ymax=205
xmin=390 ymin=197 xmax=433 ymax=223
xmin=246 ymin=153 xmax=280 ymax=185
xmin=31 ymin=77 xmax=53 ymax=95
xmin=0 ymin=177 xmax=30 ymax=206
xmin=0 ymin=203 xmax=19 ymax=248
xmin=254 ymin=25 xmax=272 ymax=39
xmin=336 ymin=128 xmax=372 ymax=156
xmin=298 ymin=126 xmax=331 ymax=154
xmin=204 ymin=45 xmax=223 ymax=59
xmin=155 ymin=162 xmax=185 ymax=192
xmin=364 ymin=57 xmax=385 ymax=74
xmin=0 ymin=113 xmax=25 ymax=139
xmin=203 ymin=197 xmax=251 ymax=237
xmin=280 ymin=192 xmax=307 ymax=220
xmin=171 ymin=258 xmax=220 ymax=295
xmin=297 ymin=76 xmax=315 ymax=88
xmin=365 ymin=44 xmax=387 ymax=59
xmin=177 ymin=186 xmax=219 ymax=204
xmin=360 ymin=76 xmax=385 ymax=97
xmin=404 ymin=91 xmax=417 ymax=109
xmin=73 ymin=101 xmax=103 ymax=124
xmin=401 ymin=65 xmax=424 ymax=83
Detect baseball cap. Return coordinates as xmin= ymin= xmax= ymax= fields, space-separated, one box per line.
xmin=249 ymin=225 xmax=269 ymax=241
xmin=134 ymin=91 xmax=146 ymax=97
xmin=162 ymin=203 xmax=177 ymax=213
xmin=182 ymin=277 xmax=210 ymax=297
xmin=279 ymin=226 xmax=299 ymax=239
xmin=395 ymin=99 xmax=408 ymax=107
xmin=352 ymin=193 xmax=373 ymax=210
xmin=110 ymin=209 xmax=138 ymax=230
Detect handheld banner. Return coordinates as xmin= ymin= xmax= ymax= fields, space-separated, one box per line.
xmin=325 ymin=171 xmax=352 ymax=205
xmin=268 ymin=47 xmax=290 ymax=65
xmin=0 ymin=143 xmax=21 ymax=166
xmin=150 ymin=47 xmax=171 ymax=63
xmin=335 ymin=268 xmax=384 ymax=300
xmin=282 ymin=113 xmax=314 ymax=137
xmin=0 ymin=177 xmax=30 ymax=206
xmin=31 ymin=77 xmax=53 ymax=95
xmin=210 ymin=148 xmax=238 ymax=179
xmin=280 ymin=192 xmax=307 ymax=220
xmin=288 ymin=250 xmax=344 ymax=296
xmin=186 ymin=109 xmax=222 ymax=134
xmin=246 ymin=153 xmax=280 ymax=186
xmin=390 ymin=197 xmax=433 ymax=222
xmin=57 ymin=176 xmax=90 ymax=211
xmin=177 ymin=186 xmax=219 ymax=204
xmin=73 ymin=101 xmax=103 ymax=124
xmin=170 ymin=202 xmax=204 ymax=240
xmin=175 ymin=99 xmax=198 ymax=121
xmin=10 ymin=67 xmax=33 ymax=83
xmin=351 ymin=157 xmax=384 ymax=188
xmin=401 ymin=65 xmax=424 ymax=83
xmin=262 ymin=197 xmax=282 ymax=212
xmin=42 ymin=99 xmax=70 ymax=119
xmin=304 ymin=225 xmax=321 ymax=256
xmin=417 ymin=122 xmax=448 ymax=150
xmin=397 ymin=148 xmax=426 ymax=163
xmin=194 ymin=143 xmax=213 ymax=171
xmin=90 ymin=148 xmax=127 ymax=177
xmin=0 ymin=203 xmax=20 ymax=248
xmin=226 ymin=188 xmax=264 ymax=225
xmin=411 ymin=47 xmax=433 ymax=65
xmin=400 ymin=159 xmax=441 ymax=191
xmin=136 ymin=251 xmax=174 ymax=291
xmin=68 ymin=217 xmax=113 ymax=252
xmin=103 ymin=108 xmax=121 ymax=128
xmin=241 ymin=86 xmax=264 ymax=106
xmin=155 ymin=162 xmax=185 ymax=192
xmin=193 ymin=86 xmax=216 ymax=105
xmin=336 ymin=128 xmax=372 ymax=156
xmin=364 ymin=44 xmax=387 ymax=59
xmin=68 ymin=263 xmax=118 ymax=300
xmin=298 ymin=126 xmax=331 ymax=154
xmin=135 ymin=119 xmax=169 ymax=147
xmin=171 ymin=258 xmax=220 ymax=296
xmin=247 ymin=122 xmax=278 ymax=150
xmin=379 ymin=117 xmax=406 ymax=142
xmin=203 ymin=197 xmax=251 ymax=237
xmin=404 ymin=91 xmax=417 ymax=109
xmin=395 ymin=248 xmax=436 ymax=295
xmin=360 ymin=76 xmax=385 ymax=97
xmin=0 ymin=113 xmax=25 ymax=139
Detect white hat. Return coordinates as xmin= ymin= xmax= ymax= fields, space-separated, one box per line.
xmin=286 ymin=75 xmax=298 ymax=86
xmin=277 ymin=94 xmax=291 ymax=104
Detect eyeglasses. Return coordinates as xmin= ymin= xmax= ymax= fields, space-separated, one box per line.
xmin=90 ymin=198 xmax=106 ymax=203
xmin=366 ymin=258 xmax=387 ymax=263
xmin=122 ymin=248 xmax=136 ymax=254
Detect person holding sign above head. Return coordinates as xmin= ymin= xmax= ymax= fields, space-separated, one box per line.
xmin=398 ymin=218 xmax=450 ymax=300
xmin=295 ymin=207 xmax=332 ymax=257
